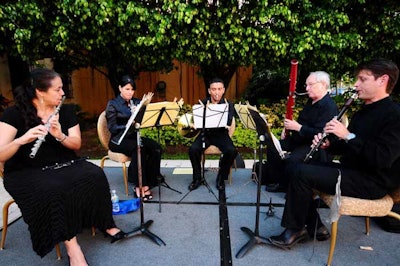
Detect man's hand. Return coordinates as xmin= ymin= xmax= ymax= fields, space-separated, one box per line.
xmin=284 ymin=118 xmax=302 ymax=132
xmin=324 ymin=117 xmax=349 ymax=140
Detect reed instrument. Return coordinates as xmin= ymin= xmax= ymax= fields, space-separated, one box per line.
xmin=303 ymin=90 xmax=358 ymax=163
xmin=284 ymin=59 xmax=298 ymax=138
xmin=30 ymin=96 xmax=66 ymax=158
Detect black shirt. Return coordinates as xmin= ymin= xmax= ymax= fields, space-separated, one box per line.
xmin=331 ymin=97 xmax=400 ymax=191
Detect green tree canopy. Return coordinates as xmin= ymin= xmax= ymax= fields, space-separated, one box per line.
xmin=1 ymin=0 xmax=399 ymax=95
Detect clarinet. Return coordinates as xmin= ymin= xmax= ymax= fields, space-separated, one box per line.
xmin=30 ymin=96 xmax=66 ymax=158
xmin=303 ymin=91 xmax=358 ymax=163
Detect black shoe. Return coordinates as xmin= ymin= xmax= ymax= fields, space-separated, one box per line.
xmin=315 ymin=225 xmax=330 ymax=241
xmin=269 ymin=228 xmax=309 ymax=248
xmin=103 ymin=230 xmax=127 ymax=244
xmin=265 ymin=183 xmax=287 ymax=193
xmin=216 ymin=176 xmax=225 ymax=190
xmin=188 ymin=179 xmax=202 ymax=191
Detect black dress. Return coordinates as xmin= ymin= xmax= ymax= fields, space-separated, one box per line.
xmin=1 ymin=105 xmax=116 ymax=257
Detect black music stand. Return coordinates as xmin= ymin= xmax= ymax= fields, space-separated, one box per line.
xmin=236 ymin=108 xmax=272 ymax=258
xmin=234 ymin=103 xmax=280 ymax=219
xmin=125 ymin=125 xmax=165 ymax=245
xmin=225 ymin=103 xmax=259 ymax=199
xmin=141 ymin=101 xmax=182 ymax=212
xmin=124 ymin=107 xmax=166 ymax=246
xmin=177 ymin=101 xmax=229 ymax=203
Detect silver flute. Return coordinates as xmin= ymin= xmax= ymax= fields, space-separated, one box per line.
xmin=303 ymin=90 xmax=358 ymax=163
xmin=30 ymin=96 xmax=66 ymax=158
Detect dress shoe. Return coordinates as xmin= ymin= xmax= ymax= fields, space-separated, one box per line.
xmin=265 ymin=183 xmax=287 ymax=193
xmin=314 ymin=225 xmax=330 ymax=241
xmin=307 ymin=223 xmax=330 ymax=241
xmin=269 ymin=228 xmax=309 ymax=248
xmin=188 ymin=179 xmax=202 ymax=190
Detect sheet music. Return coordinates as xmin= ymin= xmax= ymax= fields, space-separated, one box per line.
xmin=235 ymin=103 xmax=285 ymax=159
xmin=192 ymin=103 xmax=228 ymax=129
xmin=140 ymin=101 xmax=180 ymax=128
xmin=262 ymin=115 xmax=285 ymax=159
xmin=234 ymin=103 xmax=256 ymax=130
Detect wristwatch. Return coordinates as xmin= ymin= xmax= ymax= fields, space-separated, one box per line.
xmin=345 ymin=133 xmax=356 ymax=143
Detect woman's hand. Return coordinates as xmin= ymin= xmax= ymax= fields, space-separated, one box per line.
xmin=14 ymin=124 xmax=48 ymax=145
xmin=48 ymin=114 xmax=64 ymax=140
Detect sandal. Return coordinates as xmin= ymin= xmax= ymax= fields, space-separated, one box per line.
xmin=143 ymin=189 xmax=153 ymax=201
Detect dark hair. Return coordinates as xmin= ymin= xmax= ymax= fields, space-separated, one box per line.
xmin=208 ymin=77 xmax=224 ymax=88
xmin=355 ymin=58 xmax=399 ymax=93
xmin=119 ymin=75 xmax=136 ymax=90
xmin=14 ymin=68 xmax=60 ymax=129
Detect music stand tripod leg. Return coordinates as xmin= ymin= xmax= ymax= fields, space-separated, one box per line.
xmin=177 ymin=146 xmax=218 ymax=203
xmin=125 ymin=126 xmax=166 ymax=246
xmin=150 ymin=107 xmax=181 ymax=212
xmin=236 ymin=134 xmax=270 ymax=258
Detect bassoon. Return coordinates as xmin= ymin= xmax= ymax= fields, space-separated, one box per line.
xmin=283 ymin=59 xmax=298 ymax=138
xmin=303 ymin=90 xmax=358 ymax=163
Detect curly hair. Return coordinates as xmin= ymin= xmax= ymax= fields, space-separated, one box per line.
xmin=13 ymin=68 xmax=61 ymax=129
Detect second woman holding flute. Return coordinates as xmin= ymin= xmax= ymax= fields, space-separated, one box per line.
xmin=106 ymin=75 xmax=162 ymax=200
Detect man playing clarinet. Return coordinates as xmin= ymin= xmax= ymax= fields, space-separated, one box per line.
xmin=269 ymin=58 xmax=400 ymax=248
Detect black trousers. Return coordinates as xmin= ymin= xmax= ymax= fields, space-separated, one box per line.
xmin=189 ymin=130 xmax=237 ymax=181
xmin=265 ymin=137 xmax=331 ymax=187
xmin=281 ymin=162 xmax=388 ymax=231
xmin=109 ymin=136 xmax=162 ymax=187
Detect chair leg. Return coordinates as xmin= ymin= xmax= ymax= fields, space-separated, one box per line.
xmin=327 ymin=221 xmax=338 ymax=266
xmin=100 ymin=155 xmax=109 ymax=169
xmin=2 ymin=199 xmax=62 ymax=259
xmin=229 ymin=160 xmax=237 ymax=185
xmin=55 ymin=243 xmax=61 ymax=260
xmin=365 ymin=217 xmax=370 ymax=236
xmin=387 ymin=210 xmax=400 ymax=220
xmin=122 ymin=162 xmax=128 ymax=196
xmin=1 ymin=199 xmax=15 ymax=250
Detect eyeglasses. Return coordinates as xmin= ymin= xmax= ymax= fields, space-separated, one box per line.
xmin=304 ymin=81 xmax=321 ymax=88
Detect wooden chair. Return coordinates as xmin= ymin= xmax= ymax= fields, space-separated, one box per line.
xmin=0 ymin=162 xmax=62 ymax=259
xmin=317 ymin=186 xmax=400 ymax=266
xmin=202 ymin=118 xmax=237 ymax=184
xmin=97 ymin=111 xmax=131 ymax=196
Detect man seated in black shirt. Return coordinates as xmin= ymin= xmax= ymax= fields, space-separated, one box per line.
xmin=188 ymin=78 xmax=237 ymax=191
xmin=264 ymin=71 xmax=338 ymax=192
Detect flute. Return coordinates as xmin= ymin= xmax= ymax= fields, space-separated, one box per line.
xmin=30 ymin=96 xmax=66 ymax=158
xmin=303 ymin=91 xmax=358 ymax=163
xmin=113 ymin=92 xmax=153 ymax=145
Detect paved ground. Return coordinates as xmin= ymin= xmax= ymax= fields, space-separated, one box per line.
xmin=0 ymin=160 xmax=399 ymax=266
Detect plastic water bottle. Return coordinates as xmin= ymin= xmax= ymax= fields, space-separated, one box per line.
xmin=111 ymin=189 xmax=120 ymax=213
